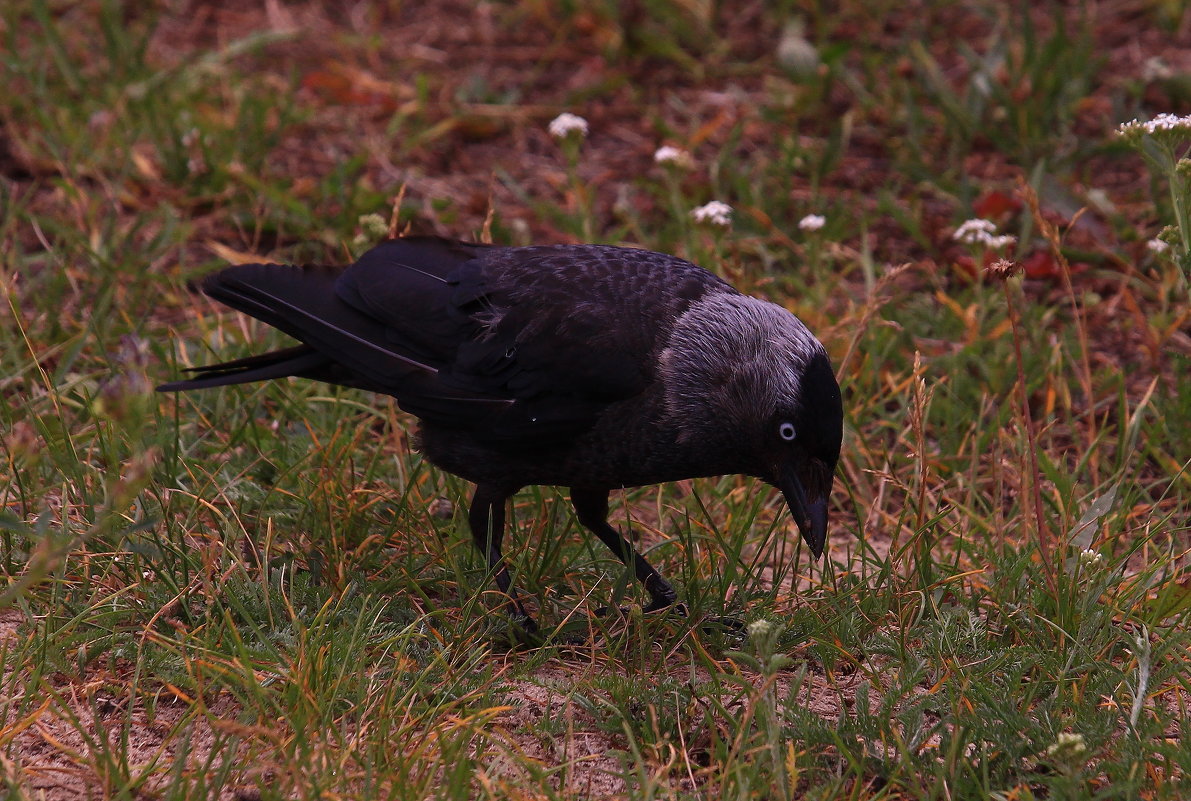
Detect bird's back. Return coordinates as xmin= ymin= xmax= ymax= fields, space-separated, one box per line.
xmin=164 ymin=238 xmax=733 ymax=466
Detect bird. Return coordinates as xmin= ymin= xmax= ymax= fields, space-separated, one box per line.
xmin=158 ymin=236 xmax=844 ymax=634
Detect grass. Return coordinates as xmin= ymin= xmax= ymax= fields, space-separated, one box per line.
xmin=2 ymin=0 xmax=1190 ymax=798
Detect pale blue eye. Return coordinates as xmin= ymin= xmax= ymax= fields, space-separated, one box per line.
xmin=779 ymin=422 xmax=797 ymax=441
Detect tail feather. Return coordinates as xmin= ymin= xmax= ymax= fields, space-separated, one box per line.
xmin=158 ymin=243 xmax=517 ymax=427
xmin=201 ymin=263 xmax=440 ymax=385
xmin=157 ymin=345 xmax=329 ymax=392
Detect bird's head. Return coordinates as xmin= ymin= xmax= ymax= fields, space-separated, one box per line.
xmin=756 ymin=348 xmax=842 ymax=557
xmin=661 ymin=290 xmax=843 ymax=557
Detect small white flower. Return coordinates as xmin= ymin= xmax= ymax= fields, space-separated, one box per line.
xmin=953 ymin=218 xmax=1015 ymax=249
xmin=1146 ymin=238 xmax=1170 ymax=254
xmin=747 ymin=619 xmax=773 ymax=639
xmin=358 ymin=213 xmax=389 ymax=239
xmin=1143 ymin=113 xmax=1191 ymax=134
xmin=953 ymin=218 xmax=997 ymax=243
xmin=548 ymin=112 xmax=588 ymax=139
xmin=1079 ymin=548 xmax=1104 ymax=567
xmin=352 ymin=213 xmax=391 ymax=250
xmin=691 ymin=200 xmax=733 ymax=227
xmin=654 ymin=145 xmax=693 ymax=168
xmin=1045 ymin=731 xmax=1088 ymax=760
xmin=1118 ymin=113 xmax=1191 ymax=137
xmin=799 ymin=214 xmax=826 ymax=232
xmin=776 ymin=19 xmax=820 ymax=76
xmin=1142 ymin=57 xmax=1173 ymax=82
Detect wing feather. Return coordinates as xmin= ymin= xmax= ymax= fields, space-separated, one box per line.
xmin=164 ymin=237 xmax=726 ymax=446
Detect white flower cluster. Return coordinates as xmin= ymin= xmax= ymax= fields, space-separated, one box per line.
xmin=1118 ymin=113 xmax=1191 ymax=137
xmin=654 ymin=145 xmax=693 ymax=168
xmin=548 ymin=112 xmax=588 ymax=139
xmin=1045 ymin=731 xmax=1088 ymax=760
xmin=799 ymin=213 xmax=826 ymax=232
xmin=358 ymin=213 xmax=389 ymax=239
xmin=691 ymin=200 xmax=733 ymax=227
xmin=352 ymin=213 xmax=390 ymax=250
xmin=1146 ymin=238 xmax=1170 ymax=254
xmin=953 ymin=218 xmax=1015 ymax=249
xmin=1079 ymin=548 xmax=1104 ymax=568
xmin=747 ymin=619 xmax=773 ymax=638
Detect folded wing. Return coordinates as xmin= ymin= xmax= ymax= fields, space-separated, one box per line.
xmin=161 ymin=237 xmax=725 ymax=447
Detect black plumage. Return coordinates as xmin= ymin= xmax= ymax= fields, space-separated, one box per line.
xmin=159 ymin=236 xmax=844 ymax=632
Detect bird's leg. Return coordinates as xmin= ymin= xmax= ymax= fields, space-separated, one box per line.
xmin=468 ymin=485 xmax=538 ymax=634
xmin=570 ymin=488 xmax=679 ymax=613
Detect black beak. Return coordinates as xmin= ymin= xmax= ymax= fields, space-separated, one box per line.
xmin=777 ymin=468 xmax=828 ymax=558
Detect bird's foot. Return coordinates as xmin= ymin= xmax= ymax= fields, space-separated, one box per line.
xmin=488 ymin=609 xmax=541 ymax=648
xmin=643 ymin=595 xmax=682 ymax=615
xmin=589 ymin=602 xmax=742 ymax=636
xmin=511 ymin=610 xmax=540 ymax=636
xmin=591 ymin=604 xmax=627 ymax=619
xmin=699 ymin=615 xmax=746 ymax=635
xmin=592 ymin=598 xmax=687 ymax=621
xmin=642 ymin=575 xmax=679 ymax=612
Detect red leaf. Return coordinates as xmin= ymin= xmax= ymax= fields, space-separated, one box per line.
xmin=973 ymin=191 xmax=1022 ymax=220
xmin=301 ymin=65 xmax=401 ymax=111
xmin=1021 ymin=250 xmax=1059 ymax=279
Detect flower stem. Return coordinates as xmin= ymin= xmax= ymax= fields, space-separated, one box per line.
xmin=1002 ymin=277 xmax=1057 ymax=597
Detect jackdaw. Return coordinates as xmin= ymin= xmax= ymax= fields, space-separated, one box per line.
xmin=159 ymin=236 xmax=844 ymax=633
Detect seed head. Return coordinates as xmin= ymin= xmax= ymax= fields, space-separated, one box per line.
xmin=985 ymin=258 xmax=1020 ymax=281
